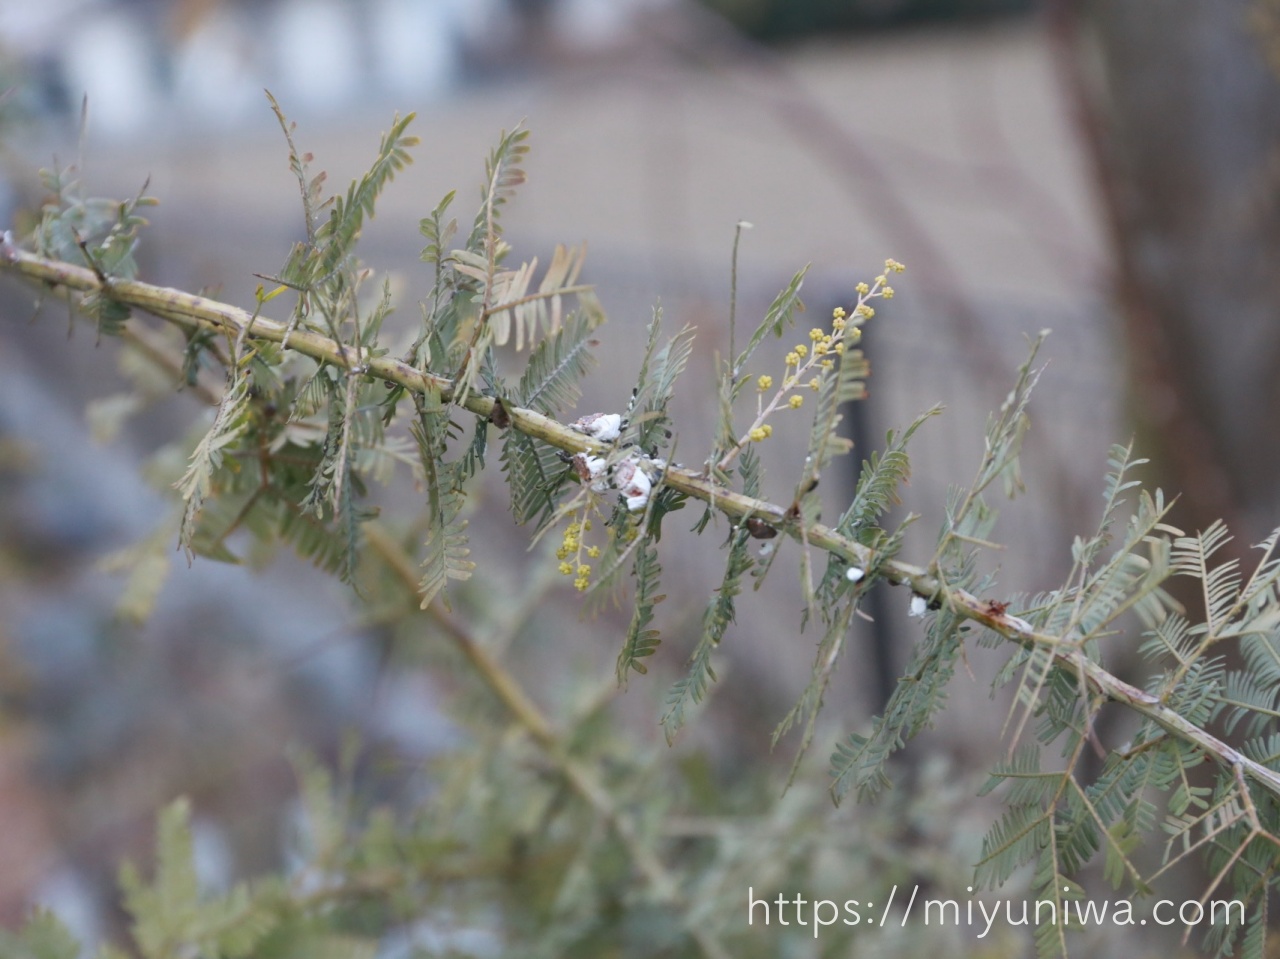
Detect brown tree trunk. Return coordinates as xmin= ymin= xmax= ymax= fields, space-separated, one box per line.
xmin=1056 ymin=0 xmax=1280 ymax=542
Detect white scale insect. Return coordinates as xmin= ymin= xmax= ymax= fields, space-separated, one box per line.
xmin=610 ymin=455 xmax=652 ymax=512
xmin=569 ymin=412 xmax=624 ymax=442
xmin=567 ymin=412 xmax=655 ymax=511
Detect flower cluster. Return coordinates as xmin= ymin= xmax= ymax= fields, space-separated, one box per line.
xmin=723 ymin=260 xmax=903 ymax=469
xmin=557 ymin=516 xmax=601 ymax=591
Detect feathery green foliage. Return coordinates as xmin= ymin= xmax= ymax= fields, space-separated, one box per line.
xmin=660 ymin=631 xmax=717 ymax=747
xmin=838 ymin=407 xmax=940 ymax=540
xmin=277 ymin=110 xmax=416 ymax=296
xmin=500 ymin=428 xmax=571 ymax=528
xmin=737 ymin=266 xmax=807 ymax=373
xmin=513 ymin=310 xmax=600 ymax=415
xmin=465 ymin=125 xmax=529 ymax=255
xmin=830 ymin=592 xmax=976 ymax=803
xmin=11 ymin=106 xmax=1280 ymax=959
xmin=0 ymin=912 xmax=82 ymax=959
xmin=627 ymin=311 xmax=696 ymax=456
xmin=774 ymin=597 xmax=858 ymax=786
xmin=828 ymin=343 xmax=1049 ymax=806
xmin=120 ymin=800 xmax=281 ymax=959
xmin=616 ymin=535 xmax=665 ymax=682
xmin=175 ymin=346 xmax=253 ymax=560
xmin=32 ymin=159 xmax=155 ymax=337
xmin=661 ymin=524 xmax=754 ymax=744
xmin=712 ymin=262 xmax=808 ymax=474
xmin=413 ymin=392 xmax=475 ymax=610
xmin=494 ymin=311 xmax=601 ymax=529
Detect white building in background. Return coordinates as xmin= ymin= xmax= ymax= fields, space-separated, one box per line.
xmin=59 ymin=10 xmax=160 ymax=134
xmin=170 ymin=5 xmax=264 ymax=125
xmin=0 ymin=0 xmax=672 ymax=138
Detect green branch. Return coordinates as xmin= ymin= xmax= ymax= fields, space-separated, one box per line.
xmin=6 ymin=244 xmax=1280 ymax=807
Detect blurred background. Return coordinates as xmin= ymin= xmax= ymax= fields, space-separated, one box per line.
xmin=0 ymin=0 xmax=1278 ymax=954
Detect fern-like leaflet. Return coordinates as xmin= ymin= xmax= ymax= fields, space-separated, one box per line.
xmin=616 ymin=536 xmax=665 ymax=683
xmin=661 ymin=525 xmax=753 ymax=743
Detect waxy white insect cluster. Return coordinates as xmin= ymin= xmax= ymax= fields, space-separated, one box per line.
xmin=568 ymin=412 xmax=660 ymax=513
